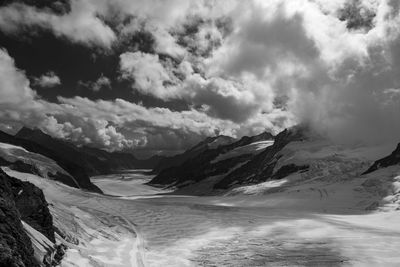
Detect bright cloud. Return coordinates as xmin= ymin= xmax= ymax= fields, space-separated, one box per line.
xmin=0 ymin=0 xmax=399 ymax=153
xmin=33 ymin=71 xmax=61 ymax=88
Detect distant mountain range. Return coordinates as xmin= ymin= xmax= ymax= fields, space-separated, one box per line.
xmin=0 ymin=127 xmax=164 ymax=193
xmin=1 ymin=125 xmax=399 ymax=196
xmin=151 ymin=135 xmax=236 ymax=174
xmin=1 ymin=124 xmax=399 ymax=266
xmin=149 ymin=125 xmax=400 ymax=195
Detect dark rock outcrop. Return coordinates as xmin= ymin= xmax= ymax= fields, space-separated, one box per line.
xmin=0 ymin=169 xmax=40 ymax=267
xmin=149 ymin=132 xmax=273 ymax=186
xmin=363 ymin=143 xmax=400 ymax=174
xmin=271 ymin=164 xmax=309 ymax=180
xmin=8 ymin=177 xmax=55 ymax=243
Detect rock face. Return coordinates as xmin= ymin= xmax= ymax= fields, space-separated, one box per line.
xmin=8 ymin=177 xmax=55 ymax=243
xmin=363 ymin=143 xmax=400 ymax=174
xmin=151 ymin=135 xmax=236 ymax=174
xmin=0 ymin=169 xmax=40 ymax=267
xmin=149 ymin=132 xmax=273 ymax=187
xmin=214 ymin=126 xmax=309 ymax=189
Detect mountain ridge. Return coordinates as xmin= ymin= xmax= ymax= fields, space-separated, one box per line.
xmin=148 ymin=131 xmax=274 ymax=187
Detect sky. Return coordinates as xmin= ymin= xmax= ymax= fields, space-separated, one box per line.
xmin=0 ymin=0 xmax=399 ymax=158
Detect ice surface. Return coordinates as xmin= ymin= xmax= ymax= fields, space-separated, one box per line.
xmin=91 ymin=170 xmax=170 ymax=197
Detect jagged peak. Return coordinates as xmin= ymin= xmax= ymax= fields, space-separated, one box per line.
xmin=16 ymin=126 xmax=49 ymax=138
xmin=187 ymin=135 xmax=235 ymax=153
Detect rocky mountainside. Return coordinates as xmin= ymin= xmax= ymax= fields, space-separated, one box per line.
xmin=0 ymin=130 xmax=101 ymax=193
xmin=214 ymin=126 xmax=310 ymax=189
xmin=151 ymin=135 xmax=236 ymax=174
xmin=148 ymin=132 xmax=274 ymax=187
xmin=0 ymin=169 xmax=57 ymax=267
xmin=16 ymin=127 xmax=161 ymax=172
xmin=363 ymin=143 xmax=400 ymax=174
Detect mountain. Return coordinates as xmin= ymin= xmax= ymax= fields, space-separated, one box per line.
xmin=0 ymin=169 xmax=38 ymax=267
xmin=0 ymin=129 xmax=101 ymax=193
xmin=16 ymin=127 xmax=160 ymax=173
xmin=148 ymin=131 xmax=274 ymax=188
xmin=0 ymin=169 xmax=63 ymax=266
xmin=151 ymin=135 xmax=236 ymax=174
xmin=214 ymin=126 xmax=310 ymax=189
xmin=16 ymin=127 xmax=128 ymax=175
xmin=150 ymin=124 xmax=396 ymax=198
xmin=363 ymin=143 xmax=400 ymax=174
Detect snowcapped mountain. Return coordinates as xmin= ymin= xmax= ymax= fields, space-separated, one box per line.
xmin=0 ymin=129 xmax=102 ymax=193
xmin=1 ymin=124 xmax=400 ymax=267
xmin=148 ymin=131 xmax=274 ymax=190
xmin=16 ymin=127 xmax=157 ymax=174
xmin=151 ymin=135 xmax=236 ymax=174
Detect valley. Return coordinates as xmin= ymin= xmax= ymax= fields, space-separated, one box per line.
xmin=1 ymin=126 xmax=400 ymax=266
xmin=4 ymin=163 xmax=400 ymax=267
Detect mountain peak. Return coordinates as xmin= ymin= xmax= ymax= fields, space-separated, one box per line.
xmin=16 ymin=126 xmax=49 ymax=139
xmin=187 ymin=135 xmax=235 ymax=153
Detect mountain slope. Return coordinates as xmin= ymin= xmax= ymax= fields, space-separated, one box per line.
xmin=363 ymin=143 xmax=400 ymax=174
xmin=0 ymin=130 xmax=101 ymax=193
xmin=214 ymin=126 xmax=310 ymax=189
xmin=16 ymin=127 xmax=122 ymax=175
xmin=151 ymin=135 xmax=236 ymax=174
xmin=149 ymin=132 xmax=274 ymax=187
xmin=0 ymin=169 xmax=59 ymax=267
xmin=16 ymin=127 xmax=159 ymax=173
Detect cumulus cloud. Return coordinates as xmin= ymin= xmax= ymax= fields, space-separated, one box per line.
xmin=33 ymin=71 xmax=61 ymax=88
xmin=119 ymin=52 xmax=181 ymax=99
xmin=1 ymin=0 xmax=400 ymax=153
xmin=0 ymin=48 xmax=243 ymax=152
xmin=0 ymin=49 xmax=36 ymax=105
xmin=79 ymin=75 xmax=111 ymax=92
xmin=0 ymin=1 xmax=116 ymax=48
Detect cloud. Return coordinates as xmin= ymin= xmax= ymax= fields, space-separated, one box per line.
xmin=0 ymin=49 xmax=36 ymax=105
xmin=0 ymin=1 xmax=116 ymax=48
xmin=1 ymin=0 xmax=400 ymax=154
xmin=79 ymin=74 xmax=111 ymax=92
xmin=33 ymin=71 xmax=61 ymax=88
xmin=0 ymin=48 xmax=249 ymax=152
xmin=119 ymin=51 xmax=181 ymax=99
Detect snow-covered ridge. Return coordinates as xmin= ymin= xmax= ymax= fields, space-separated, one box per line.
xmin=0 ymin=142 xmax=77 ymax=185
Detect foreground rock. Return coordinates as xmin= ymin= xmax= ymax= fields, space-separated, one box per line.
xmin=0 ymin=168 xmax=62 ymax=266
xmin=0 ymin=169 xmax=38 ymax=267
